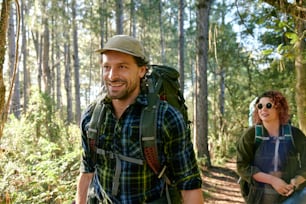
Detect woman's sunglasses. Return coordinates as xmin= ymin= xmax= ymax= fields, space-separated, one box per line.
xmin=257 ymin=102 xmax=273 ymax=110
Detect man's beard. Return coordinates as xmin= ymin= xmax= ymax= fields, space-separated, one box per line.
xmin=106 ymin=81 xmax=138 ymax=100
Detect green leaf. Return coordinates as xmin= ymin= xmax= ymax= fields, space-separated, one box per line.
xmin=262 ymin=49 xmax=273 ymax=55
xmin=285 ymin=32 xmax=298 ymax=44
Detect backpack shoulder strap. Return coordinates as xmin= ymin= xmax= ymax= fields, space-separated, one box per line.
xmin=141 ymin=77 xmax=173 ymax=204
xmin=255 ymin=124 xmax=295 ymax=149
xmin=282 ymin=124 xmax=294 ymax=146
xmin=87 ymin=94 xmax=107 ymax=164
xmin=141 ymin=77 xmax=163 ymax=175
xmin=255 ymin=125 xmax=269 ymax=148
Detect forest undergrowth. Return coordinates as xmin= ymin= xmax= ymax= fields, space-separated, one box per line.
xmin=0 ymin=92 xmax=244 ymax=203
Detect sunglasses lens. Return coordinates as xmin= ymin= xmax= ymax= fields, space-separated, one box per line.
xmin=266 ymin=103 xmax=272 ymax=109
xmin=257 ymin=103 xmax=273 ymax=110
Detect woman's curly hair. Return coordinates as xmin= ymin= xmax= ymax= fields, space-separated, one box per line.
xmin=253 ymin=90 xmax=290 ymax=125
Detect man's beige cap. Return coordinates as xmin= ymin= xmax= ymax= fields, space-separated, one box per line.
xmin=96 ymin=35 xmax=148 ymax=62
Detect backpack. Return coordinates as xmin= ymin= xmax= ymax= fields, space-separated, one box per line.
xmin=239 ymin=124 xmax=296 ymax=202
xmin=254 ymin=124 xmax=294 ymax=149
xmin=87 ymin=64 xmax=188 ymax=204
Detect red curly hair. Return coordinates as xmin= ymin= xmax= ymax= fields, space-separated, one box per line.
xmin=253 ymin=90 xmax=290 ymax=125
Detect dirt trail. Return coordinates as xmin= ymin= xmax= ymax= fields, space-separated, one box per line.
xmin=201 ymin=159 xmax=245 ymax=204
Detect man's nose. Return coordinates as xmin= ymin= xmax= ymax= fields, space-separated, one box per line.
xmin=108 ymin=67 xmax=118 ymax=80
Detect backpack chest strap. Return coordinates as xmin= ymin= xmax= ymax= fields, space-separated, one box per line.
xmin=96 ymin=148 xmax=144 ymax=196
xmin=96 ymin=148 xmax=144 ymax=165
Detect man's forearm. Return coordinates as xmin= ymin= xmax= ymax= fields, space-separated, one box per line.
xmin=181 ymin=189 xmax=204 ymax=204
xmin=76 ymin=173 xmax=94 ymax=204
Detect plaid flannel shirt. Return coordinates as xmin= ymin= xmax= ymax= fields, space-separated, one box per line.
xmin=80 ymin=93 xmax=202 ymax=204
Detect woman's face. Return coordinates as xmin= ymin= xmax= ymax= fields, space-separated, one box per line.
xmin=257 ymin=97 xmax=279 ymax=124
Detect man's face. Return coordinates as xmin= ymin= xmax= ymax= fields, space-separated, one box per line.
xmin=102 ymin=51 xmax=146 ymax=101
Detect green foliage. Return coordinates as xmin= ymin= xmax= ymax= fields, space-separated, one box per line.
xmin=0 ymin=92 xmax=81 ymax=203
xmin=204 ymin=0 xmax=300 ymax=163
xmin=25 ymin=91 xmax=60 ymax=141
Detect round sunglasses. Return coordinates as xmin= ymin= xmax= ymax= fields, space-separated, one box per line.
xmin=257 ymin=102 xmax=273 ymax=110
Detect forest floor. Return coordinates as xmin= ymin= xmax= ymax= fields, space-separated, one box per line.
xmin=200 ymin=159 xmax=245 ymax=204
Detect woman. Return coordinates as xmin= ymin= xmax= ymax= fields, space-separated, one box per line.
xmin=237 ymin=90 xmax=306 ymax=204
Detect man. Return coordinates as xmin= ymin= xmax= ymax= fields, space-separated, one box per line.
xmin=76 ymin=35 xmax=203 ymax=204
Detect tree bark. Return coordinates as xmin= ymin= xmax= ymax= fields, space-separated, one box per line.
xmin=178 ymin=0 xmax=185 ymax=94
xmin=0 ymin=0 xmax=12 ymax=139
xmin=21 ymin=0 xmax=29 ymax=113
xmin=42 ymin=0 xmax=51 ymax=95
xmin=72 ymin=0 xmax=81 ymax=124
xmin=294 ymin=15 xmax=306 ymax=134
xmin=8 ymin=3 xmax=20 ymax=118
xmin=56 ymin=43 xmax=62 ymax=110
xmin=64 ymin=42 xmax=73 ymax=124
xmin=195 ymin=0 xmax=212 ymax=167
xmin=130 ymin=0 xmax=136 ymax=37
xmin=116 ymin=0 xmax=123 ymax=34
xmin=159 ymin=0 xmax=165 ymax=64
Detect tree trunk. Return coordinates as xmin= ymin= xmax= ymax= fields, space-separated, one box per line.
xmin=8 ymin=4 xmax=20 ymax=118
xmin=72 ymin=0 xmax=81 ymax=124
xmin=178 ymin=0 xmax=185 ymax=94
xmin=295 ymin=15 xmax=306 ymax=134
xmin=31 ymin=30 xmax=42 ymax=92
xmin=195 ymin=0 xmax=212 ymax=167
xmin=159 ymin=0 xmax=165 ymax=64
xmin=116 ymin=0 xmax=123 ymax=34
xmin=42 ymin=2 xmax=51 ymax=95
xmin=56 ymin=43 xmax=62 ymax=110
xmin=64 ymin=43 xmax=73 ymax=124
xmin=99 ymin=0 xmax=107 ymax=88
xmin=21 ymin=0 xmax=29 ymax=113
xmin=130 ymin=0 xmax=136 ymax=37
xmin=0 ymin=0 xmax=12 ymax=139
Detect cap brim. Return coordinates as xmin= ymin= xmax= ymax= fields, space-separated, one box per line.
xmin=95 ymin=48 xmax=143 ymax=59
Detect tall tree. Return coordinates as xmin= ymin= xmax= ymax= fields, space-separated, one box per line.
xmin=158 ymin=0 xmax=165 ymax=64
xmin=116 ymin=0 xmax=123 ymax=34
xmin=0 ymin=0 xmax=12 ymax=139
xmin=129 ymin=0 xmax=136 ymax=37
xmin=21 ymin=0 xmax=29 ymax=113
xmin=64 ymin=42 xmax=73 ymax=123
xmin=8 ymin=3 xmax=20 ymax=118
xmin=42 ymin=0 xmax=51 ymax=95
xmin=31 ymin=29 xmax=43 ymax=92
xmin=55 ymin=43 xmax=62 ymax=110
xmin=72 ymin=0 xmax=81 ymax=123
xmin=195 ymin=0 xmax=212 ymax=167
xmin=178 ymin=0 xmax=185 ymax=93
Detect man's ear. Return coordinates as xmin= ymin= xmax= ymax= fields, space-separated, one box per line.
xmin=139 ymin=66 xmax=147 ymax=78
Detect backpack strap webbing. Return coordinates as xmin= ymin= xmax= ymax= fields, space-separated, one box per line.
xmin=87 ymin=95 xmax=106 ymax=164
xmin=282 ymin=124 xmax=294 ymax=146
xmin=255 ymin=125 xmax=269 ymax=148
xmin=255 ymin=124 xmax=294 ymax=148
xmin=141 ymin=77 xmax=163 ymax=175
